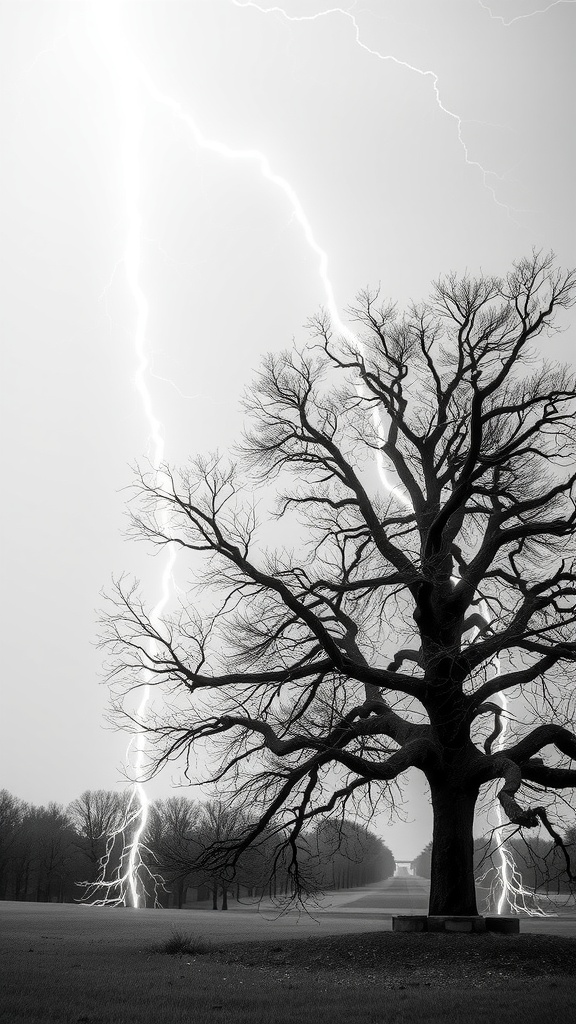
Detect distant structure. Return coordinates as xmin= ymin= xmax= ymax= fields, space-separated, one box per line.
xmin=394 ymin=861 xmax=415 ymax=877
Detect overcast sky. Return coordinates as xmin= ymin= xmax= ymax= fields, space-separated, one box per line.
xmin=1 ymin=0 xmax=575 ymax=861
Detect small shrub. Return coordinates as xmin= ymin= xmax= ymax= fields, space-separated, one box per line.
xmin=161 ymin=928 xmax=214 ymax=955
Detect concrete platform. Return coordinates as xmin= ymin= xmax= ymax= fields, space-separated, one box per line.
xmin=428 ymin=915 xmax=487 ymax=933
xmin=393 ymin=915 xmax=428 ymax=932
xmin=485 ymin=916 xmax=520 ymax=933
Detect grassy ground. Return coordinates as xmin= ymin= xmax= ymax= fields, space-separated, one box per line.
xmin=1 ymin=902 xmax=575 ymax=1023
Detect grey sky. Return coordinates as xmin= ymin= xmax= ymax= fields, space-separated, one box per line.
xmin=1 ymin=0 xmax=575 ymax=861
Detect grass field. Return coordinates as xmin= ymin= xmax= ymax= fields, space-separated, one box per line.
xmin=1 ymin=901 xmax=575 ymax=1023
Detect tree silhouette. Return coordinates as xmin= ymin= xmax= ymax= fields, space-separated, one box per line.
xmin=1 ymin=801 xmax=78 ymax=902
xmin=308 ymin=818 xmax=395 ymax=890
xmin=68 ymin=790 xmax=131 ymax=882
xmin=103 ymin=252 xmax=576 ymax=917
xmin=0 ymin=790 xmax=24 ymax=900
xmin=145 ymin=796 xmax=203 ymax=907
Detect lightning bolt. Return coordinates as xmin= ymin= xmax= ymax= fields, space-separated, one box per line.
xmin=81 ymin=5 xmax=178 ymax=908
xmin=472 ymin=601 xmax=550 ymax=916
xmin=74 ymin=2 xmax=538 ymax=909
xmin=79 ymin=0 xmax=408 ymax=904
xmin=478 ymin=0 xmax=576 ymax=26
xmin=230 ymin=0 xmax=543 ymax=916
xmin=231 ymin=0 xmax=513 ymax=215
xmin=93 ymin=3 xmax=408 ymax=509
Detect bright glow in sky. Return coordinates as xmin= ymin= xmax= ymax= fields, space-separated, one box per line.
xmin=1 ymin=0 xmax=575 ymax=861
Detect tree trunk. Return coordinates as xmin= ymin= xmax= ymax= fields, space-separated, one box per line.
xmin=221 ymin=886 xmax=228 ymax=910
xmin=428 ymin=784 xmax=479 ymax=916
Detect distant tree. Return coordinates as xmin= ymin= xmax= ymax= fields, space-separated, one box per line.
xmin=144 ymin=798 xmax=287 ymax=907
xmin=197 ymin=800 xmax=254 ymax=910
xmin=33 ymin=804 xmax=77 ymax=902
xmin=145 ymin=797 xmax=203 ymax=908
xmin=308 ymin=818 xmax=394 ymax=890
xmin=473 ymin=830 xmax=574 ymax=908
xmin=67 ymin=790 xmax=131 ymax=882
xmin=9 ymin=803 xmax=77 ymax=902
xmin=0 ymin=790 xmax=24 ymax=899
xmin=6 ymin=804 xmax=35 ymax=900
xmin=236 ymin=824 xmax=289 ymax=899
xmin=103 ymin=252 xmax=576 ymax=917
xmin=413 ymin=841 xmax=432 ymax=879
xmin=415 ymin=831 xmax=574 ymax=908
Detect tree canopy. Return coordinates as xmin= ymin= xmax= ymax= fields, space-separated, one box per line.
xmin=103 ymin=252 xmax=576 ymax=915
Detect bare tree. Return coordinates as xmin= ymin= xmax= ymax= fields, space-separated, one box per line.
xmin=413 ymin=841 xmax=432 ymax=879
xmin=103 ymin=252 xmax=576 ymax=917
xmin=197 ymin=799 xmax=254 ymax=910
xmin=32 ymin=804 xmax=76 ymax=902
xmin=0 ymin=790 xmax=24 ymax=899
xmin=5 ymin=803 xmax=77 ymax=902
xmin=309 ymin=818 xmax=395 ymax=890
xmin=145 ymin=796 xmax=203 ymax=907
xmin=68 ymin=790 xmax=131 ymax=882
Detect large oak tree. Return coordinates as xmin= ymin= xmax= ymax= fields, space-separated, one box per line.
xmin=104 ymin=252 xmax=576 ymax=916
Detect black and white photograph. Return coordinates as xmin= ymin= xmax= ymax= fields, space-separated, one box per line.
xmin=1 ymin=2 xmax=575 ymax=1021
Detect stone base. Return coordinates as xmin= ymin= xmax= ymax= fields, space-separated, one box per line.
xmin=392 ymin=915 xmax=428 ymax=932
xmin=393 ymin=915 xmax=520 ymax=934
xmin=428 ymin=915 xmax=487 ymax=933
xmin=485 ymin=916 xmax=520 ymax=934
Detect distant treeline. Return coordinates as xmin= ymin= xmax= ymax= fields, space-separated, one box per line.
xmin=0 ymin=789 xmax=395 ymax=906
xmin=413 ymin=829 xmax=576 ymax=896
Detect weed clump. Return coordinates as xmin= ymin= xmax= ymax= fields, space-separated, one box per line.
xmin=161 ymin=928 xmax=213 ymax=956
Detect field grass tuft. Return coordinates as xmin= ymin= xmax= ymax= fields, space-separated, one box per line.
xmin=160 ymin=927 xmax=214 ymax=955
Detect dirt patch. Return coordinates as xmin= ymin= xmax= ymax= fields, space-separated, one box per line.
xmin=204 ymin=930 xmax=576 ymax=988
